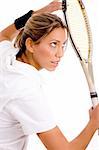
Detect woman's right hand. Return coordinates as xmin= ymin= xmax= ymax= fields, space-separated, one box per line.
xmin=89 ymin=104 xmax=99 ymax=129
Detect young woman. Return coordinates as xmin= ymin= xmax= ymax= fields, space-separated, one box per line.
xmin=0 ymin=1 xmax=99 ymax=150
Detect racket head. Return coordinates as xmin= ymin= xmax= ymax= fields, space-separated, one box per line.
xmin=63 ymin=0 xmax=93 ymax=64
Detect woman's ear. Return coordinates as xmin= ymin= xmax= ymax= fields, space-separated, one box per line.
xmin=25 ymin=37 xmax=35 ymax=53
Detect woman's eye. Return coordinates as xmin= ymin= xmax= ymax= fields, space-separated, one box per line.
xmin=50 ymin=42 xmax=57 ymax=48
xmin=62 ymin=43 xmax=67 ymax=52
xmin=62 ymin=44 xmax=65 ymax=50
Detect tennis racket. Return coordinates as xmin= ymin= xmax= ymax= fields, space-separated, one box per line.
xmin=62 ymin=0 xmax=98 ymax=108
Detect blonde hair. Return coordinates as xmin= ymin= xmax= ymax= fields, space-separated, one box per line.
xmin=14 ymin=13 xmax=67 ymax=57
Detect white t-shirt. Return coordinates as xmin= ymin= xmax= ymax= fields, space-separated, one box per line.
xmin=0 ymin=40 xmax=56 ymax=150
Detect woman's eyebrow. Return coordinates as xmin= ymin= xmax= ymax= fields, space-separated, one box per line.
xmin=50 ymin=39 xmax=67 ymax=43
xmin=50 ymin=39 xmax=60 ymax=42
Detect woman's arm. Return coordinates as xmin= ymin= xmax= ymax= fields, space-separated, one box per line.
xmin=0 ymin=1 xmax=61 ymax=42
xmin=37 ymin=121 xmax=95 ymax=150
xmin=37 ymin=105 xmax=99 ymax=150
xmin=0 ymin=24 xmax=19 ymax=42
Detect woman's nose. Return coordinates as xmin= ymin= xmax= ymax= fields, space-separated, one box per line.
xmin=55 ymin=47 xmax=64 ymax=58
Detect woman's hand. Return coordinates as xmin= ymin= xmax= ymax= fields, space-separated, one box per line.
xmin=89 ymin=104 xmax=99 ymax=129
xmin=34 ymin=0 xmax=62 ymax=14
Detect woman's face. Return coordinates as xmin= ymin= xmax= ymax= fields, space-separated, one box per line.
xmin=31 ymin=27 xmax=67 ymax=71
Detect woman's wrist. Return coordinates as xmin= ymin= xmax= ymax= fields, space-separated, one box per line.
xmin=89 ymin=118 xmax=97 ymax=133
xmin=14 ymin=10 xmax=33 ymax=30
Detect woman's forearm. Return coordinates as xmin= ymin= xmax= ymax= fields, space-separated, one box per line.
xmin=0 ymin=24 xmax=19 ymax=42
xmin=69 ymin=120 xmax=97 ymax=150
xmin=0 ymin=10 xmax=33 ymax=42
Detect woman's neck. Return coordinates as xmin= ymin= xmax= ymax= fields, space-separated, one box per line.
xmin=16 ymin=52 xmax=41 ymax=70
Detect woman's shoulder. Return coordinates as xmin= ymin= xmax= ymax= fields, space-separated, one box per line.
xmin=0 ymin=40 xmax=13 ymax=48
xmin=0 ymin=40 xmax=18 ymax=56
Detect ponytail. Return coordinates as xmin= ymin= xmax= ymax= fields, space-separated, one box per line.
xmin=14 ymin=28 xmax=24 ymax=49
xmin=14 ymin=28 xmax=27 ymax=57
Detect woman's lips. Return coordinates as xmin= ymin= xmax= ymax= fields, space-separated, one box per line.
xmin=51 ymin=61 xmax=59 ymax=67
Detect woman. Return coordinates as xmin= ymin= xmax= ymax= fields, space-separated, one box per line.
xmin=0 ymin=1 xmax=99 ymax=150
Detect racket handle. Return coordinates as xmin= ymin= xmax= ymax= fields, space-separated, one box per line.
xmin=90 ymin=92 xmax=98 ymax=107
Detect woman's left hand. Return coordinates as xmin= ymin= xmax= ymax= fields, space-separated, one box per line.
xmin=34 ymin=0 xmax=62 ymax=14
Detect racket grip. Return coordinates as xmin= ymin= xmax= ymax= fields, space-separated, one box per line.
xmin=90 ymin=92 xmax=98 ymax=107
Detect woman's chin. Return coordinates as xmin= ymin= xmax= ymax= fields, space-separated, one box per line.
xmin=46 ymin=67 xmax=57 ymax=71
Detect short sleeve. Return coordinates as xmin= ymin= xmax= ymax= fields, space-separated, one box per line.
xmin=0 ymin=40 xmax=18 ymax=56
xmin=5 ymin=87 xmax=56 ymax=135
xmin=0 ymin=40 xmax=18 ymax=69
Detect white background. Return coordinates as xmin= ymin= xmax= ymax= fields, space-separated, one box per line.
xmin=0 ymin=0 xmax=99 ymax=149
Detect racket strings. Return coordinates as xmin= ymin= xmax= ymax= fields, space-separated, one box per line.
xmin=66 ymin=0 xmax=92 ymax=62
